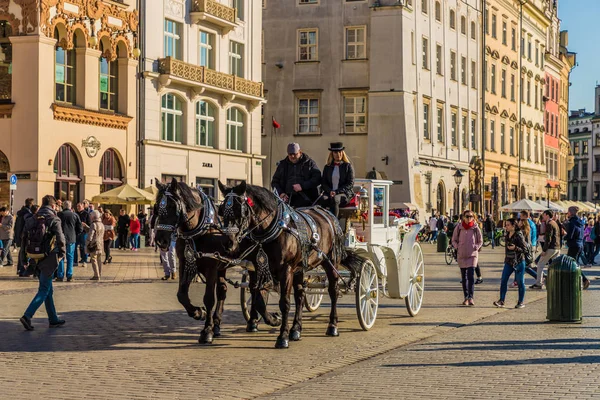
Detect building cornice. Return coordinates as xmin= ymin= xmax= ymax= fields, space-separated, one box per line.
xmin=142 ymin=139 xmax=267 ymax=160
xmin=52 ymin=103 xmax=133 ymax=130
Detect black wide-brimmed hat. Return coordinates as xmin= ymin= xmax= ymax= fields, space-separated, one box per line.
xmin=328 ymin=142 xmax=345 ymax=151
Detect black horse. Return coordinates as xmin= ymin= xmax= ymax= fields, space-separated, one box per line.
xmin=217 ymin=181 xmax=363 ymax=349
xmin=154 ymin=178 xmax=230 ymax=344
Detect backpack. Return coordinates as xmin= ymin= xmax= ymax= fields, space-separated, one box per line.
xmin=436 ymin=218 xmax=445 ymax=230
xmin=25 ymin=215 xmax=55 ymax=260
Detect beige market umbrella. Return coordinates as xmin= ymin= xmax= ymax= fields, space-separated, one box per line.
xmin=144 ymin=185 xmax=159 ymax=199
xmin=499 ymin=199 xmax=547 ymax=213
xmin=91 ymin=184 xmax=155 ymax=205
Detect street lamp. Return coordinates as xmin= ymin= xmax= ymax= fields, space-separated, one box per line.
xmin=545 ymin=183 xmax=552 ymax=208
xmin=454 ymin=169 xmax=464 ymax=213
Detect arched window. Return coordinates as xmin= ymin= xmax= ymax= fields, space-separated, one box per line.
xmin=99 ymin=149 xmax=123 ymax=192
xmin=449 ymin=10 xmax=456 ymax=29
xmin=99 ymin=42 xmax=118 ymax=111
xmin=0 ymin=20 xmax=12 ymax=102
xmin=55 ymin=27 xmax=76 ymax=104
xmin=421 ymin=0 xmax=428 ymax=14
xmin=227 ymin=107 xmax=244 ymax=151
xmin=471 ymin=21 xmax=476 ymax=40
xmin=196 ymin=100 xmax=215 ymax=147
xmin=460 ymin=16 xmax=467 ymax=35
xmin=161 ymin=93 xmax=183 ymax=143
xmin=53 ymin=144 xmax=81 ymax=203
xmin=435 ymin=1 xmax=441 ymax=21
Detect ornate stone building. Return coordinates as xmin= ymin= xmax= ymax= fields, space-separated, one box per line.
xmin=139 ymin=0 xmax=264 ymax=197
xmin=0 ymin=0 xmax=139 ymax=207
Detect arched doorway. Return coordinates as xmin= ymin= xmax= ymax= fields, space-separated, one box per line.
xmin=520 ymin=185 xmax=526 ymax=200
xmin=54 ymin=144 xmax=81 ymax=203
xmin=436 ymin=181 xmax=446 ymax=215
xmin=99 ymin=149 xmax=123 ymax=192
xmin=0 ymin=150 xmax=9 ymax=206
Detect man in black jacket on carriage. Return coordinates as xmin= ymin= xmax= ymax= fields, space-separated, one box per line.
xmin=271 ymin=142 xmax=322 ymax=208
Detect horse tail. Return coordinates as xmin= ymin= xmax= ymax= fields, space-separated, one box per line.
xmin=340 ymin=248 xmax=367 ymax=278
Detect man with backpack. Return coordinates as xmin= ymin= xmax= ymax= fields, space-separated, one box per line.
xmin=14 ymin=198 xmax=33 ymax=276
xmin=19 ymin=195 xmax=67 ymax=331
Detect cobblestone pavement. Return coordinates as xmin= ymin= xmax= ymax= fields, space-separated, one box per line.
xmin=0 ymin=244 xmax=598 ymax=399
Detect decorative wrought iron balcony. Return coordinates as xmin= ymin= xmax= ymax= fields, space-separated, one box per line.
xmin=191 ymin=0 xmax=237 ymax=33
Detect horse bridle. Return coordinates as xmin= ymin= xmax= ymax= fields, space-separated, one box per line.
xmin=221 ymin=192 xmax=282 ymax=244
xmin=156 ymin=191 xmax=196 ymax=233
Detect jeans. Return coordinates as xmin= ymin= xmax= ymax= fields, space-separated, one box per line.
xmin=460 ymin=267 xmax=475 ymax=299
xmin=160 ymin=240 xmax=177 ymax=276
xmin=431 ymin=231 xmax=439 ymax=242
xmin=77 ymin=233 xmax=88 ymax=263
xmin=500 ymin=260 xmax=526 ymax=303
xmin=567 ymin=246 xmax=588 ymax=282
xmin=56 ymin=243 xmax=76 ymax=279
xmin=24 ymin=272 xmax=59 ymax=323
xmin=1 ymin=239 xmax=13 ymax=264
xmin=486 ymin=231 xmax=495 ymax=249
xmin=130 ymin=234 xmax=140 ymax=249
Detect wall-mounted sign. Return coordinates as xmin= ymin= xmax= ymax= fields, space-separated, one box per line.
xmin=14 ymin=173 xmax=31 ymax=180
xmin=202 ymin=162 xmax=213 ymax=168
xmin=82 ymin=136 xmax=101 ymax=158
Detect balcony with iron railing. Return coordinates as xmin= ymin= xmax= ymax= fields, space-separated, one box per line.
xmin=157 ymin=57 xmax=263 ymax=102
xmin=190 ymin=0 xmax=237 ymax=33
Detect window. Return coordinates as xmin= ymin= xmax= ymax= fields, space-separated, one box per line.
xmin=510 ymin=126 xmax=515 ymax=156
xmin=233 ymin=0 xmax=244 ymax=20
xmin=199 ymin=30 xmax=214 ymax=68
xmin=450 ymin=51 xmax=456 ymax=80
xmin=471 ymin=21 xmax=476 ymax=40
xmin=490 ymin=64 xmax=496 ymax=94
xmin=596 ymin=183 xmax=600 ymax=199
xmin=435 ymin=1 xmax=441 ymax=21
xmin=298 ymin=29 xmax=317 ymax=61
xmin=510 ymin=74 xmax=515 ymax=101
xmin=582 ymin=161 xmax=588 ymax=178
xmin=436 ymin=44 xmax=442 ymax=75
xmin=527 ymin=36 xmax=532 ymax=60
xmin=451 ymin=110 xmax=457 ymax=146
xmin=437 ymin=105 xmax=444 ymax=143
xmin=422 ymin=37 xmax=429 ymax=69
xmin=461 ymin=16 xmax=466 ymax=35
xmin=195 ymin=101 xmax=215 ymax=147
xmin=299 ymin=0 xmax=317 ymax=3
xmin=421 ymin=0 xmax=428 ymax=14
xmin=500 ymin=123 xmax=506 ymax=154
xmin=582 ymin=185 xmax=588 ymax=202
xmin=490 ymin=120 xmax=495 ymax=151
xmin=411 ymin=31 xmax=415 ymax=64
xmin=449 ymin=10 xmax=456 ymax=30
xmin=520 ymin=76 xmax=524 ymax=102
xmin=297 ymin=96 xmax=319 ymax=134
xmin=511 ymin=27 xmax=516 ymax=51
xmin=99 ymin=43 xmax=117 ymax=111
xmin=574 ymin=141 xmax=580 ymax=155
xmin=535 ymin=42 xmax=539 ymax=66
xmin=502 ymin=21 xmax=507 ymax=45
xmin=54 ymin=144 xmax=81 ymax=203
xmin=55 ymin=33 xmax=76 ymax=104
xmin=501 ymin=69 xmax=506 ymax=98
xmin=471 ymin=60 xmax=477 ymax=88
xmin=344 ymin=95 xmax=367 ymax=133
xmin=572 ymin=186 xmax=578 ymax=201
xmin=196 ymin=178 xmax=216 ymax=198
xmin=535 ymin=83 xmax=538 ymax=109
xmin=462 ymin=115 xmax=468 ymax=148
xmin=346 ymin=27 xmax=366 ymax=59
xmin=534 ymin=134 xmax=538 ymax=163
xmin=227 ymin=107 xmax=245 ymax=151
xmin=99 ymin=149 xmax=123 ymax=193
xmin=527 ymin=131 xmax=531 ymax=160
xmin=485 ymin=8 xmax=489 ymax=35
xmin=161 ymin=93 xmax=183 ymax=143
xmin=583 ymin=141 xmax=589 ymax=155
xmin=527 ymin=79 xmax=531 ymax=105
xmin=491 ymin=13 xmax=497 ymax=39
xmin=229 ymin=41 xmax=244 ymax=77
xmin=164 ymin=19 xmax=181 ymax=59
xmin=471 ymin=117 xmax=477 ymax=150
xmin=423 ymin=102 xmax=430 ymax=140
xmin=461 ymin=56 xmax=467 ymax=85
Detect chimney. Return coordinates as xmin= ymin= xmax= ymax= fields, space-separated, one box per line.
xmin=596 ymin=86 xmax=600 ymax=116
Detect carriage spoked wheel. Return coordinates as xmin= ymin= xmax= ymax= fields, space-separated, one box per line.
xmin=405 ymin=243 xmax=425 ymax=317
xmin=240 ymin=272 xmax=266 ymax=323
xmin=355 ymin=259 xmax=379 ymax=331
xmin=444 ymin=245 xmax=454 ymax=265
xmin=304 ymin=266 xmax=325 ymax=312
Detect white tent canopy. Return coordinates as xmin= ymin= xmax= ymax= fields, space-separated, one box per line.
xmin=535 ymin=200 xmax=565 ymax=213
xmin=499 ymin=199 xmax=547 ymax=213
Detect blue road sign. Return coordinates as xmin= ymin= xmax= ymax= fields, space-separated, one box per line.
xmin=9 ymin=174 xmax=17 ymax=185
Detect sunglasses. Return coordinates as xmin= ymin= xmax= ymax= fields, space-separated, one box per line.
xmin=464 ymin=215 xmax=474 ymax=218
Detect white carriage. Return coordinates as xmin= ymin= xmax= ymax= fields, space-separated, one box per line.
xmin=303 ymin=179 xmax=425 ymax=330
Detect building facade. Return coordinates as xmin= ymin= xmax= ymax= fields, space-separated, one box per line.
xmin=568 ymin=109 xmax=593 ymax=202
xmin=262 ymin=0 xmax=483 ymax=218
xmin=139 ymin=0 xmax=264 ymax=197
xmin=0 ymin=0 xmax=139 ymax=208
xmin=558 ymin=30 xmax=575 ymax=201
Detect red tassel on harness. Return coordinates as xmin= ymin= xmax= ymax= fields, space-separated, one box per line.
xmin=246 ymin=197 xmax=254 ymax=207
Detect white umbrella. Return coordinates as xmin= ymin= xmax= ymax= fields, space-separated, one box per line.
xmin=536 ymin=200 xmax=565 ymax=213
xmin=499 ymin=199 xmax=547 ymax=213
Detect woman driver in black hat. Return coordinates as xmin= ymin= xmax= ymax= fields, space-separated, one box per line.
xmin=321 ymin=142 xmax=355 ymax=218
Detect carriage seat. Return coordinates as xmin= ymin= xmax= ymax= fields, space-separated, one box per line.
xmin=339 ymin=194 xmax=359 ymax=210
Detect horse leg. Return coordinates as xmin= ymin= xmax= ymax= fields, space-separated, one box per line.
xmin=177 ymin=275 xmax=206 ymax=321
xmin=290 ymin=271 xmax=305 ymax=341
xmin=275 ymin=267 xmax=293 ymax=349
xmin=212 ymin=270 xmax=227 ymax=337
xmin=198 ymin=270 xmax=217 ymax=345
xmin=247 ymin=271 xmax=281 ymax=332
xmin=324 ymin=263 xmax=340 ymax=337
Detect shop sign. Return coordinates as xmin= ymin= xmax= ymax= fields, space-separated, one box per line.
xmin=202 ymin=162 xmax=213 ymax=168
xmin=82 ymin=136 xmax=101 ymax=158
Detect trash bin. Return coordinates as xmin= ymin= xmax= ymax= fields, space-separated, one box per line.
xmin=437 ymin=231 xmax=449 ymax=252
xmin=547 ymin=255 xmax=582 ymax=323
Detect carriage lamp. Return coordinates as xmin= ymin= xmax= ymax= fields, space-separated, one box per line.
xmin=358 ymin=187 xmax=369 ymax=214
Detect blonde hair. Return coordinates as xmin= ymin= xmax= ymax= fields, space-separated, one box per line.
xmin=326 ymin=151 xmax=351 ymax=166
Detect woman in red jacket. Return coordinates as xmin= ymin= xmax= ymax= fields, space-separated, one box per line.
xmin=129 ymin=214 xmax=141 ymax=251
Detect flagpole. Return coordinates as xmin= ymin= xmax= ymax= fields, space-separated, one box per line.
xmin=269 ymin=117 xmax=275 ymax=183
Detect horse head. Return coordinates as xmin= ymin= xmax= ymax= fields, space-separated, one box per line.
xmin=217 ymin=180 xmax=252 ymax=252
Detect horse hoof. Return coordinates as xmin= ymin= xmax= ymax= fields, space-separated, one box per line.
xmin=213 ymin=325 xmax=221 ymax=337
xmin=275 ymin=337 xmax=289 ymax=349
xmin=246 ymin=322 xmax=259 ymax=333
xmin=326 ymin=326 xmax=339 ymax=337
xmin=290 ymin=330 xmax=301 ymax=341
xmin=198 ymin=331 xmax=214 ymax=345
xmin=193 ymin=307 xmax=207 ymax=321
xmin=270 ymin=313 xmax=282 ymax=327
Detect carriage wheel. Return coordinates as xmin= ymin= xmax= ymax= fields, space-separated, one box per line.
xmin=355 ymin=259 xmax=378 ymax=331
xmin=405 ymin=243 xmax=425 ymax=317
xmin=304 ymin=266 xmax=325 ymax=312
xmin=240 ymin=272 xmax=265 ymax=323
xmin=444 ymin=245 xmax=454 ymax=265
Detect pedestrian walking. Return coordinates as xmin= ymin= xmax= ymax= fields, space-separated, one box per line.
xmin=0 ymin=206 xmax=14 ymax=267
xmin=493 ymin=218 xmax=528 ymax=309
xmin=86 ymin=210 xmax=105 ymax=280
xmin=160 ymin=233 xmax=177 ymax=280
xmin=117 ymin=209 xmax=130 ymax=249
xmin=484 ymin=214 xmax=495 ymax=249
xmin=102 ymin=210 xmax=116 ymax=264
xmin=129 ymin=214 xmax=140 ymax=251
xmin=76 ymin=202 xmax=91 ymax=267
xmin=564 ymin=206 xmax=590 ymax=290
xmin=451 ymin=210 xmax=483 ymax=306
xmin=19 ymin=195 xmax=67 ymax=331
xmin=14 ymin=198 xmax=34 ymax=276
xmin=56 ymin=201 xmax=82 ymax=282
xmin=428 ymin=215 xmax=439 ymax=243
xmin=584 ymin=218 xmax=595 ymax=266
xmin=530 ymin=210 xmax=561 ymax=289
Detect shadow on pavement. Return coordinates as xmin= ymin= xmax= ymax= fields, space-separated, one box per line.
xmin=382 ymin=354 xmax=600 ymax=368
